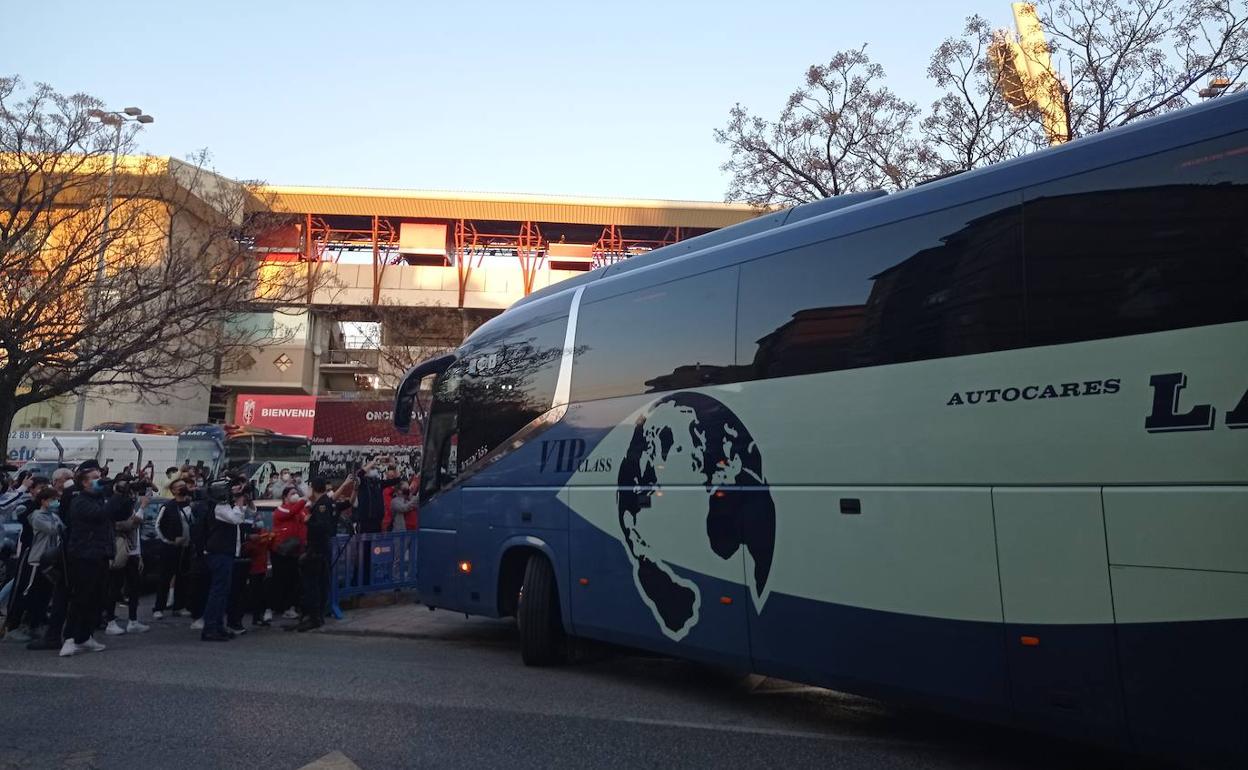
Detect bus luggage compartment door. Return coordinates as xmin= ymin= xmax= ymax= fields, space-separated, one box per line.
xmin=566 ymin=486 xmax=752 ymax=670
xmin=992 ymin=487 xmax=1125 ymax=743
xmin=1103 ymin=486 xmax=1248 ymax=762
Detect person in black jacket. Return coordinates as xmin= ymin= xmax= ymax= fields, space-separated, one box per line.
xmin=201 ymin=483 xmax=245 ymax=642
xmin=153 ymin=481 xmax=194 ymax=619
xmin=60 ymin=467 xmax=112 ymax=657
xmin=353 ymin=460 xmax=399 ymax=534
xmin=293 ymin=478 xmax=336 ymax=632
xmin=103 ymin=481 xmax=148 ymax=636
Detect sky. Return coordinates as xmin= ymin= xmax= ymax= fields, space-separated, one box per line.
xmin=3 ymin=0 xmax=1008 ymax=202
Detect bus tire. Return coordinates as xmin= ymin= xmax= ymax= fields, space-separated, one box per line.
xmin=518 ymin=553 xmax=564 ymax=666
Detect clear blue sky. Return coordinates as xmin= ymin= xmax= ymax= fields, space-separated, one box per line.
xmin=4 ymin=0 xmax=1006 ymax=201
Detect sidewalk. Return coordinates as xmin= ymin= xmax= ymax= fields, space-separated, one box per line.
xmin=322 ymin=594 xmax=516 ymax=643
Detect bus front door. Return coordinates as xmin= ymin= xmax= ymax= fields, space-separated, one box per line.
xmin=416 ymin=487 xmax=462 ymax=612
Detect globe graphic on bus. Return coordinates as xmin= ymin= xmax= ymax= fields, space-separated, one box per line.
xmin=616 ymin=392 xmax=776 ymax=641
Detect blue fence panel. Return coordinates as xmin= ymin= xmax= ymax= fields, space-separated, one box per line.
xmin=328 ymin=531 xmax=418 ymax=619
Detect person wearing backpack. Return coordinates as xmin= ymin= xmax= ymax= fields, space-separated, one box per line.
xmin=103 ymin=481 xmax=149 ymax=636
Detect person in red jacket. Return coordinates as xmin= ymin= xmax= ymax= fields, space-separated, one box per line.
xmin=269 ymin=487 xmax=306 ymax=621
xmin=243 ymin=519 xmax=273 ymax=627
xmin=379 ymin=465 xmax=400 ymax=531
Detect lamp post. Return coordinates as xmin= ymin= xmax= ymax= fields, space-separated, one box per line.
xmin=71 ymin=107 xmax=155 ymax=430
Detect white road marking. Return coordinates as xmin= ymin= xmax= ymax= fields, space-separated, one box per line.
xmin=299 ymin=751 xmax=362 ymax=770
xmin=0 ymin=668 xmax=85 ymax=679
xmin=604 ymin=714 xmax=918 ymax=747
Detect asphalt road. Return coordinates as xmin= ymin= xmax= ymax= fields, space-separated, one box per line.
xmin=0 ymin=609 xmax=1157 ymax=770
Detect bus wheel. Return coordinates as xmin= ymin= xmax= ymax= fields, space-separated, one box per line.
xmin=518 ymin=553 xmax=564 ymax=666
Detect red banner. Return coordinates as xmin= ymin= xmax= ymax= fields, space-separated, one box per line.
xmin=234 ymin=394 xmax=317 ymax=437
xmin=233 ymin=396 xmax=420 ymax=445
xmin=311 ymin=400 xmax=421 ymax=446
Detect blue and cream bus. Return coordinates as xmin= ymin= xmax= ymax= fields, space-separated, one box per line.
xmin=394 ymin=94 xmax=1248 ymax=761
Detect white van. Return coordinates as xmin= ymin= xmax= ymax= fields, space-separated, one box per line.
xmin=32 ymin=431 xmax=178 ymax=479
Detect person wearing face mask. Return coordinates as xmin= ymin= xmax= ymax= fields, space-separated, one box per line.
xmin=291 ymin=477 xmax=337 ymax=632
xmin=225 ymin=488 xmax=258 ymax=636
xmin=263 ymin=472 xmax=283 ymax=501
xmin=103 ymin=480 xmax=149 ymax=636
xmin=354 ymin=459 xmax=399 ymax=535
xmin=269 ymin=486 xmax=307 ymax=621
xmin=25 ymin=468 xmax=76 ymax=651
xmin=60 ymin=468 xmax=112 ymax=657
xmin=16 ymin=488 xmax=63 ymax=640
xmin=153 ymin=481 xmax=195 ymax=620
xmin=385 ymin=482 xmax=418 ymax=533
xmin=2 ymin=478 xmax=50 ymax=643
xmin=201 ymin=484 xmax=247 ymax=642
xmin=292 ymin=471 xmax=310 ymax=498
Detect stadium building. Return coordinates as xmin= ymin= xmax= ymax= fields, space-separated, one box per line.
xmin=13 ymin=180 xmax=757 ymax=433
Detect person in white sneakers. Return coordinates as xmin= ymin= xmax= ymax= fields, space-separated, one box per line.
xmin=61 ymin=466 xmax=111 ymax=657
xmin=104 ymin=479 xmax=150 ymax=637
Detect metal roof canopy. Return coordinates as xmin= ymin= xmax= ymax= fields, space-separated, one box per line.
xmin=260 ymin=185 xmax=760 ymax=229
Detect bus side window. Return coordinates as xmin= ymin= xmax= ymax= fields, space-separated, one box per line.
xmin=735 ymin=192 xmax=1026 ymax=381
xmin=1023 ymin=130 xmax=1248 ymax=346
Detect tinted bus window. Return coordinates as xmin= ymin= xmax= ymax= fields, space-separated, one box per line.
xmin=1023 ymin=131 xmax=1248 ymax=346
xmin=736 ymin=193 xmax=1025 ymax=379
xmin=570 ymin=268 xmax=738 ymax=402
xmin=457 ymin=317 xmax=567 ymax=469
xmin=225 ymin=438 xmax=253 ymax=467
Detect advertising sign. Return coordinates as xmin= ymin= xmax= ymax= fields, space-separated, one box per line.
xmin=310 ymin=400 xmax=421 ymax=447
xmin=308 ymin=399 xmax=422 ymax=483
xmin=6 ymin=430 xmax=44 ymax=467
xmin=233 ymin=394 xmax=317 ymax=437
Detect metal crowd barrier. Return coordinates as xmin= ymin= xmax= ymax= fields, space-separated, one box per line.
xmin=328 ymin=531 xmax=418 ymax=619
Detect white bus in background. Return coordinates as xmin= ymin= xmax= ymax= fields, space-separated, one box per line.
xmin=28 ymin=431 xmax=178 ymax=479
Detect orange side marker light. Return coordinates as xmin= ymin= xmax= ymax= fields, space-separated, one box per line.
xmin=1020 ymin=635 xmax=1040 ymax=647
xmin=458 ymin=561 xmax=472 ymax=574
xmin=720 ymin=596 xmax=733 ymax=605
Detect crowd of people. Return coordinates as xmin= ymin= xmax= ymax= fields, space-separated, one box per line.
xmin=0 ymin=454 xmax=417 ymax=655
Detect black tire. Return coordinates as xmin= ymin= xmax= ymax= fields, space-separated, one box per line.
xmin=517 ymin=553 xmax=564 ymax=666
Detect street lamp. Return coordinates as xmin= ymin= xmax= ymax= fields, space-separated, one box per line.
xmin=71 ymin=106 xmax=155 ymax=430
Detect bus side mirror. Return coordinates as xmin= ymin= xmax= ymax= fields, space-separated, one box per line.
xmin=395 ymin=354 xmax=455 ymax=434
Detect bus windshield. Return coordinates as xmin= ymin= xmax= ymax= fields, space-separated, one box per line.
xmin=175 ymin=437 xmax=222 ymax=477
xmin=420 ymin=363 xmax=461 ymax=502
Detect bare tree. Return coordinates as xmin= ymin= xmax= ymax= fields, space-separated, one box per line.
xmin=0 ymin=77 xmax=317 ymax=459
xmin=715 ymin=47 xmax=934 ymax=206
xmin=923 ymin=15 xmax=1049 ymax=174
xmin=1032 ymin=0 xmax=1248 ymax=138
xmin=719 ymin=2 xmax=1248 ymax=201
